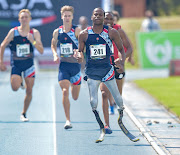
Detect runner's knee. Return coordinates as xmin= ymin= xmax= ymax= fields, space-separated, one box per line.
xmin=11 ymin=77 xmax=21 ymax=91
xmin=101 ymin=90 xmax=108 ymax=99
xmin=26 ymin=88 xmax=32 ymax=96
xmin=11 ymin=85 xmax=19 ymax=91
xmin=62 ymin=88 xmax=69 ymax=98
xmin=72 ymin=95 xmax=78 ymax=101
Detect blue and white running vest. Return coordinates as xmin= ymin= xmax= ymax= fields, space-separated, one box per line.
xmin=85 ymin=25 xmax=114 ymax=81
xmin=85 ymin=25 xmax=113 ymax=69
xmin=58 ymin=25 xmax=79 ymax=63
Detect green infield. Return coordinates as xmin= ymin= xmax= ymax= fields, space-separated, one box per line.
xmin=134 ymin=77 xmax=180 ymax=117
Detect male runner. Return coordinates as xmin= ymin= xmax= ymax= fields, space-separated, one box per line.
xmin=112 ymin=10 xmax=120 ymax=25
xmin=100 ymin=12 xmax=133 ymax=134
xmin=51 ymin=5 xmax=81 ymax=129
xmin=75 ymin=8 xmax=126 ymax=142
xmin=112 ymin=10 xmax=134 ymax=66
xmin=0 ymin=9 xmax=44 ymax=121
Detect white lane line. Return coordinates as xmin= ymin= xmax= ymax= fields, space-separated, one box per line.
xmin=51 ymin=85 xmax=57 ymax=155
xmin=124 ymin=103 xmax=167 ymax=155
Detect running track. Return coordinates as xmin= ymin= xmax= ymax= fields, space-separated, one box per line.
xmin=0 ymin=71 xmax=157 ymax=155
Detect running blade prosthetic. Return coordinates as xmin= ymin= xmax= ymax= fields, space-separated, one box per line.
xmin=95 ymin=128 xmax=105 ymax=143
xmin=118 ymin=109 xmax=140 ymax=142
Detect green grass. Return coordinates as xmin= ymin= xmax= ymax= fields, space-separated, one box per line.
xmin=134 ymin=77 xmax=180 ymax=117
xmin=121 ymin=16 xmax=180 ymax=117
xmin=118 ymin=16 xmax=180 ymax=69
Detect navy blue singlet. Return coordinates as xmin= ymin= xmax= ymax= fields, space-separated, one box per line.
xmin=85 ymin=25 xmax=114 ymax=81
xmin=9 ymin=27 xmax=34 ymax=70
xmin=58 ymin=25 xmax=79 ymax=63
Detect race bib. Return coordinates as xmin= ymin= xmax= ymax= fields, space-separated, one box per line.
xmin=90 ymin=44 xmax=106 ymax=59
xmin=60 ymin=43 xmax=73 ymax=57
xmin=16 ymin=44 xmax=30 ymax=57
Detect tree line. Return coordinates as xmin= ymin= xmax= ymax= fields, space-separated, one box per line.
xmin=146 ymin=0 xmax=180 ymax=16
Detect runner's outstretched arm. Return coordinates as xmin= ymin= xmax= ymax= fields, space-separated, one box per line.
xmin=0 ymin=28 xmax=14 ymax=71
xmin=75 ymin=30 xmax=87 ymax=63
xmin=109 ymin=28 xmax=125 ymax=73
xmin=51 ymin=29 xmax=59 ymax=63
xmin=118 ymin=28 xmax=132 ymax=59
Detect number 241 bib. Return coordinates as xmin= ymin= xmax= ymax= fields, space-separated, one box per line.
xmin=90 ymin=44 xmax=106 ymax=59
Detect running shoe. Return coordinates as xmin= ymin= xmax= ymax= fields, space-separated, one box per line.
xmin=20 ymin=113 xmax=29 ymax=122
xmin=64 ymin=120 xmax=72 ymax=129
xmin=109 ymin=105 xmax=114 ymax=115
xmin=104 ymin=125 xmax=112 ymax=134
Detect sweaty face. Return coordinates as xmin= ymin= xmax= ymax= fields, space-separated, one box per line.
xmin=104 ymin=13 xmax=114 ymax=27
xmin=61 ymin=11 xmax=73 ymax=23
xmin=91 ymin=8 xmax=104 ymax=25
xmin=18 ymin=12 xmax=31 ymax=26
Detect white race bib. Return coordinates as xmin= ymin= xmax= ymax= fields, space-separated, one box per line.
xmin=60 ymin=43 xmax=73 ymax=57
xmin=16 ymin=44 xmax=30 ymax=57
xmin=90 ymin=44 xmax=106 ymax=59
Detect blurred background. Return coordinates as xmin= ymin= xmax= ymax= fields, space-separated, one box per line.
xmin=0 ymin=0 xmax=180 ymax=70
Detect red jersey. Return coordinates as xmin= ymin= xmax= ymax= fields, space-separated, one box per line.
xmin=110 ymin=24 xmax=127 ymax=64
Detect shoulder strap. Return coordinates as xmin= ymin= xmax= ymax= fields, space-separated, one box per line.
xmin=113 ymin=24 xmax=121 ymax=30
xmin=14 ymin=27 xmax=19 ymax=36
xmin=87 ymin=26 xmax=94 ymax=34
xmin=103 ymin=25 xmax=108 ymax=33
xmin=72 ymin=25 xmax=77 ymax=30
xmin=58 ymin=25 xmax=63 ymax=33
xmin=30 ymin=29 xmax=33 ymax=34
xmin=59 ymin=25 xmax=63 ymax=29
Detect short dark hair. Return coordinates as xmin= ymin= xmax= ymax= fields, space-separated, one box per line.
xmin=105 ymin=11 xmax=114 ymax=17
xmin=93 ymin=7 xmax=105 ymax=16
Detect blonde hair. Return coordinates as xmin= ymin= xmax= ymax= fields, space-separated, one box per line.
xmin=61 ymin=5 xmax=74 ymax=14
xmin=18 ymin=9 xmax=31 ymax=18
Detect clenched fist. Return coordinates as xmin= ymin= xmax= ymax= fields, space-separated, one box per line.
xmin=73 ymin=49 xmax=83 ymax=63
xmin=27 ymin=32 xmax=34 ymax=44
xmin=0 ymin=63 xmax=7 ymax=71
xmin=114 ymin=58 xmax=124 ymax=73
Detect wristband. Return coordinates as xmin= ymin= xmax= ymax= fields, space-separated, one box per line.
xmin=32 ymin=40 xmax=36 ymax=45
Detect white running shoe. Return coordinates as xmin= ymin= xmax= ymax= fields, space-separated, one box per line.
xmin=20 ymin=114 xmax=29 ymax=122
xmin=64 ymin=120 xmax=72 ymax=129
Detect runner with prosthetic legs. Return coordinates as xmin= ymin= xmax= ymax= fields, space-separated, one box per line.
xmin=75 ymin=8 xmax=135 ymax=143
